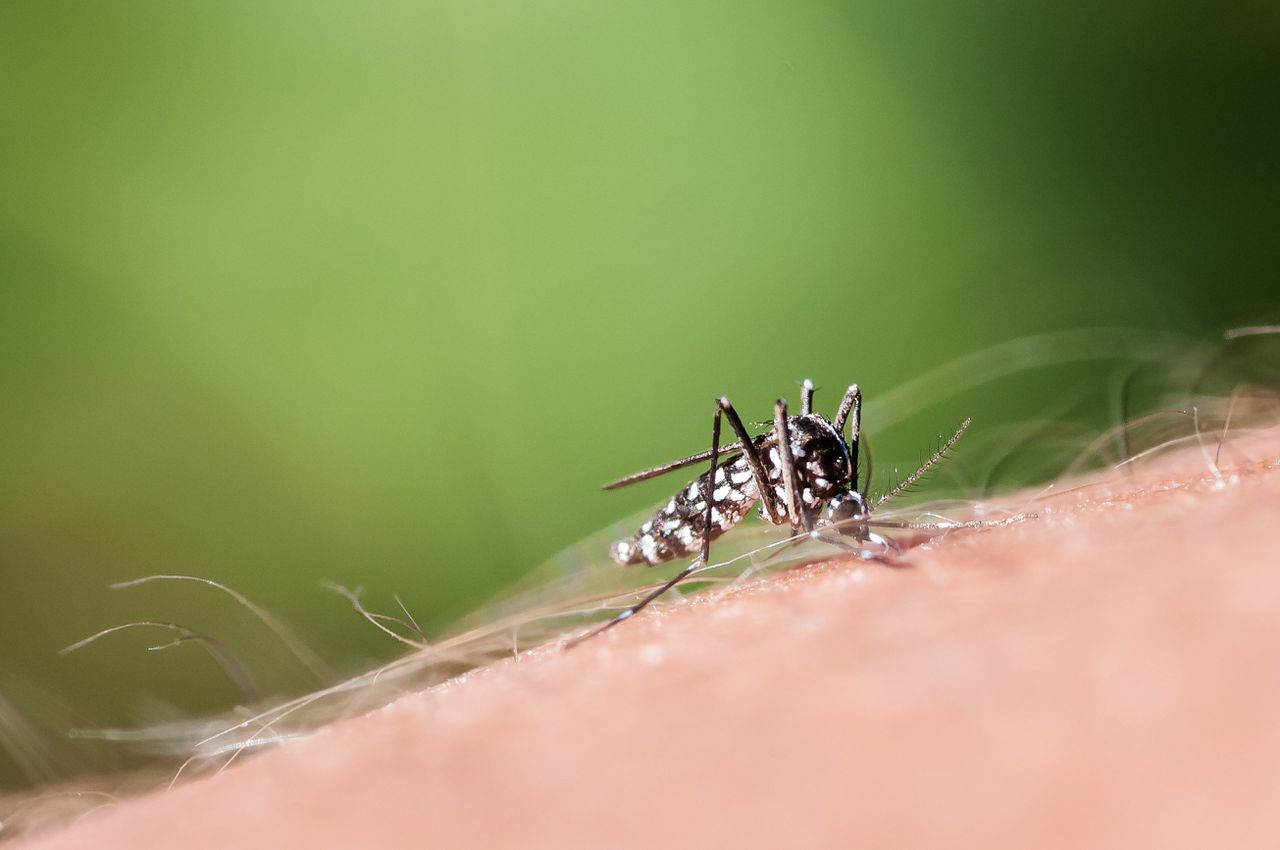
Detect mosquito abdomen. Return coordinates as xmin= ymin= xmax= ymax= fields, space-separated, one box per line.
xmin=611 ymin=455 xmax=761 ymax=566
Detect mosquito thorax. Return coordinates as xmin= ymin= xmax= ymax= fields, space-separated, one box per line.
xmin=774 ymin=414 xmax=854 ymax=500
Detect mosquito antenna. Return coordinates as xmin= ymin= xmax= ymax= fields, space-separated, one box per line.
xmin=877 ymin=418 xmax=971 ymax=506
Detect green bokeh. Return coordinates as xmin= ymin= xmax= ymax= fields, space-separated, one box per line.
xmin=1 ymin=2 xmax=1276 ymax=785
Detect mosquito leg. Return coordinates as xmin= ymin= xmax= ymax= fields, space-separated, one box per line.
xmin=809 ymin=533 xmax=900 ymax=565
xmin=699 ymin=400 xmax=724 ymax=567
xmin=774 ymin=399 xmax=814 ymax=534
xmin=774 ymin=399 xmax=799 ymax=527
xmin=800 ymin=379 xmax=815 ymax=415
xmin=719 ymin=397 xmax=784 ymax=524
xmin=833 ymin=384 xmax=860 ymax=436
xmin=566 ymin=396 xmax=727 ymax=649
xmin=563 ymin=562 xmax=702 ymax=648
xmin=833 ymin=384 xmax=861 ymax=491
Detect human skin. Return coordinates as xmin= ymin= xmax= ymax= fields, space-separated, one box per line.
xmin=15 ymin=425 xmax=1280 ymax=850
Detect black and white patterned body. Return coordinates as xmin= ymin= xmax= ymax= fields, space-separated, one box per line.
xmin=611 ymin=414 xmax=854 ymax=566
xmin=572 ymin=381 xmax=972 ymax=648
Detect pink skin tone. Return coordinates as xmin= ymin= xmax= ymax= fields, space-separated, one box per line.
xmin=16 ymin=426 xmax=1280 ymax=850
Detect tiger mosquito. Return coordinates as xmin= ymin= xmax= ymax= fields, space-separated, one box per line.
xmin=568 ymin=380 xmax=969 ymax=647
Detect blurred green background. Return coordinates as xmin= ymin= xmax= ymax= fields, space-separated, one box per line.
xmin=1 ymin=2 xmax=1277 ymax=786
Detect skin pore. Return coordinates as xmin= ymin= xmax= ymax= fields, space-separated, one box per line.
xmin=11 ymin=422 xmax=1280 ymax=850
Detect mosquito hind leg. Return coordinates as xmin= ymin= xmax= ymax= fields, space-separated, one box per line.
xmin=566 ymin=396 xmax=731 ymax=648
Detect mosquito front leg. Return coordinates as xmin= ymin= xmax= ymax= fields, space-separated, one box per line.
xmin=700 ymin=402 xmax=723 ymax=567
xmin=833 ymin=384 xmax=861 ymax=487
xmin=834 ymin=384 xmax=860 ymax=436
xmin=774 ymin=399 xmax=814 ymax=534
xmin=718 ymin=396 xmax=783 ymax=524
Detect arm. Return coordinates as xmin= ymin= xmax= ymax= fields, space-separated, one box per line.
xmin=19 ymin=425 xmax=1280 ymax=850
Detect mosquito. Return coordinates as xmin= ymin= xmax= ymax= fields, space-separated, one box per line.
xmin=567 ymin=380 xmax=970 ymax=647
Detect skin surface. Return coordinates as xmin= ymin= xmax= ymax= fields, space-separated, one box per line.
xmin=14 ymin=425 xmax=1280 ymax=850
